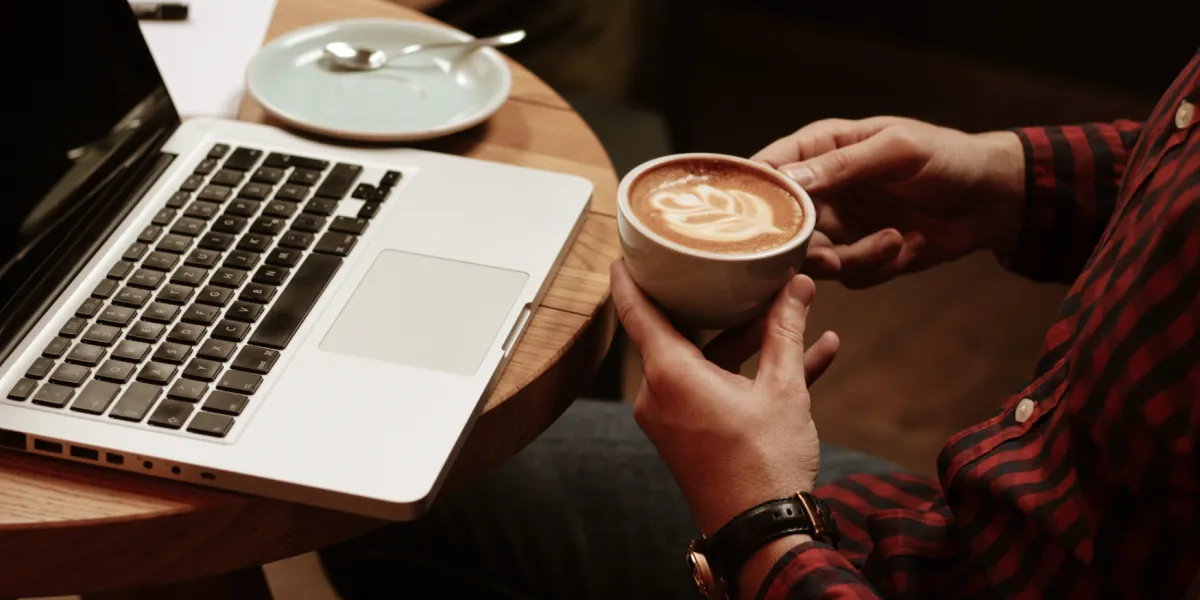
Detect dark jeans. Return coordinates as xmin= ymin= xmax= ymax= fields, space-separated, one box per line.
xmin=320 ymin=400 xmax=901 ymax=600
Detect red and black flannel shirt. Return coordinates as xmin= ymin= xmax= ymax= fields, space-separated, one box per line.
xmin=758 ymin=50 xmax=1200 ymax=599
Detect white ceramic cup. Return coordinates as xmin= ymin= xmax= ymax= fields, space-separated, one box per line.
xmin=616 ymin=153 xmax=818 ymax=330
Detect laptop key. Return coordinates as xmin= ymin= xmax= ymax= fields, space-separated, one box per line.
xmin=168 ymin=323 xmax=207 ymax=345
xmin=123 ymin=242 xmax=149 ymax=262
xmin=32 ymin=383 xmax=75 ymax=408
xmin=71 ymin=381 xmax=121 ymax=415
xmin=249 ymin=253 xmax=341 ymax=350
xmin=50 ymin=363 xmax=91 ymax=387
xmin=265 ymin=248 xmax=301 ymax=268
xmin=107 ymin=261 xmax=134 ymax=280
xmin=240 ymin=182 xmax=272 ymax=200
xmin=151 ymin=208 xmax=177 ymax=226
xmin=60 ymin=317 xmax=88 ymax=338
xmin=151 ymin=400 xmax=195 ymax=429
xmin=143 ymin=251 xmax=180 ymax=271
xmin=171 ymin=266 xmax=209 ymax=287
xmin=92 ymin=279 xmax=119 ymax=300
xmin=82 ymin=324 xmax=122 ymax=346
xmin=7 ymin=378 xmax=37 ymax=401
xmin=198 ymin=231 xmax=236 ymax=251
xmin=217 ymin=370 xmax=262 ymax=395
xmin=166 ymin=191 xmax=191 ymax=209
xmin=250 ymin=216 xmax=286 ymax=235
xmin=226 ymin=198 xmax=261 ymax=218
xmin=213 ymin=215 xmax=248 ymax=235
xmin=236 ymin=234 xmax=272 ymax=253
xmin=313 ymin=232 xmax=357 ymax=257
xmin=182 ymin=303 xmax=221 ymax=325
xmin=180 ymin=174 xmax=205 ymax=192
xmin=315 ymin=163 xmax=364 ymax=199
xmin=26 ymin=357 xmax=55 ymax=380
xmin=292 ymin=215 xmax=326 ymax=233
xmin=239 ymin=283 xmax=277 ymax=304
xmin=186 ymin=249 xmax=221 ymax=268
xmin=208 ymin=144 xmax=230 ymax=159
xmin=264 ymin=152 xmax=328 ymax=171
xmin=97 ymin=359 xmax=136 ymax=384
xmin=358 ymin=201 xmax=381 ymax=220
xmin=66 ymin=343 xmax=106 ymax=367
xmin=274 ymin=183 xmax=310 ymax=202
xmin=227 ymin=300 xmax=264 ymax=323
xmin=43 ymin=337 xmax=71 ymax=359
xmin=157 ymin=233 xmax=193 ymax=254
xmin=199 ymin=184 xmax=234 ymax=203
xmin=168 ymin=379 xmax=209 ymax=402
xmin=223 ymin=147 xmax=263 ymax=171
xmin=289 ymin=168 xmax=322 ymax=186
xmin=110 ymin=382 xmax=162 ymax=422
xmin=212 ymin=319 xmax=250 ymax=342
xmin=114 ymin=286 xmax=152 ymax=309
xmin=129 ymin=321 xmax=166 ymax=343
xmin=153 ymin=342 xmax=193 ymax=365
xmin=170 ymin=217 xmax=206 ymax=237
xmin=157 ymin=284 xmax=194 ymax=305
xmin=279 ymin=230 xmax=314 ymax=250
xmin=263 ymin=200 xmax=298 ymax=218
xmin=98 ymin=305 xmax=136 ymax=327
xmin=351 ymin=183 xmax=375 ymax=200
xmin=112 ymin=340 xmax=152 ymax=363
xmin=202 ymin=391 xmax=248 ymax=416
xmin=330 ymin=216 xmax=368 ymax=235
xmin=143 ymin=301 xmax=180 ymax=324
xmin=211 ymin=267 xmax=247 ymax=288
xmin=188 ymin=411 xmax=236 ymax=437
xmin=211 ymin=169 xmax=244 ymax=187
xmin=198 ymin=339 xmax=237 ymax=362
xmin=129 ymin=269 xmax=166 ymax=289
xmin=224 ymin=250 xmax=260 ymax=271
xmin=381 ymin=171 xmax=402 ymax=187
xmin=137 ymin=362 xmax=177 ymax=385
xmin=183 ymin=358 xmax=222 ymax=382
xmin=304 ymin=198 xmax=337 ymax=217
xmin=252 ymin=166 xmax=285 ymax=184
xmin=197 ymin=285 xmax=234 ymax=307
xmin=138 ymin=225 xmax=163 ymax=244
xmin=184 ymin=200 xmax=222 ymax=220
xmin=195 ymin=158 xmax=219 ymax=175
xmin=76 ymin=297 xmax=103 ymax=318
xmin=253 ymin=266 xmax=289 ymax=287
xmin=232 ymin=346 xmax=279 ymax=375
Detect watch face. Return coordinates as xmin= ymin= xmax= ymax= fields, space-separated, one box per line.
xmin=687 ymin=550 xmax=721 ymax=599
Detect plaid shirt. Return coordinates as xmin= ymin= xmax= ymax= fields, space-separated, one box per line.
xmin=759 ymin=50 xmax=1200 ymax=599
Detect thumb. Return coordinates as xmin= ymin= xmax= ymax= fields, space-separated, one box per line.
xmin=779 ymin=129 xmax=923 ymax=192
xmin=757 ymin=275 xmax=816 ymax=390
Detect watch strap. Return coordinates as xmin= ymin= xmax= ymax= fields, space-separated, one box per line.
xmin=697 ymin=492 xmax=838 ymax=584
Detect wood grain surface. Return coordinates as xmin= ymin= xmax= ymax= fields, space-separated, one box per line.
xmin=0 ymin=0 xmax=620 ymax=596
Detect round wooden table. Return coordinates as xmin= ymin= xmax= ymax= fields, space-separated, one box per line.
xmin=0 ymin=1 xmax=621 ymax=597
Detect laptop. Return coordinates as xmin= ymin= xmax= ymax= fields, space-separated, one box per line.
xmin=0 ymin=0 xmax=591 ymax=520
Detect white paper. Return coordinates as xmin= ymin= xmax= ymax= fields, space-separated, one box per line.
xmin=139 ymin=0 xmax=280 ymax=118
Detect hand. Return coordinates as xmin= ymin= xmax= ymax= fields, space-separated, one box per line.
xmin=753 ymin=117 xmax=1026 ymax=288
xmin=611 ymin=260 xmax=838 ymax=536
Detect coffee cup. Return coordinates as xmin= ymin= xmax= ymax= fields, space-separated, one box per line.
xmin=616 ymin=152 xmax=816 ymax=330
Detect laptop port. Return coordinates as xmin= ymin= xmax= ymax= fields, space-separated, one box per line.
xmin=70 ymin=446 xmax=100 ymax=461
xmin=0 ymin=429 xmax=26 ymax=450
xmin=106 ymin=452 xmax=125 ymax=465
xmin=33 ymin=438 xmax=63 ymax=454
xmin=200 ymin=472 xmax=217 ymax=481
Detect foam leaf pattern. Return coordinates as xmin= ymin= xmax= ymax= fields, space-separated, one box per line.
xmin=648 ymin=184 xmax=784 ymax=243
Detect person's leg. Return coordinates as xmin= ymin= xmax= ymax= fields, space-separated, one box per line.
xmin=320 ymin=400 xmax=901 ymax=600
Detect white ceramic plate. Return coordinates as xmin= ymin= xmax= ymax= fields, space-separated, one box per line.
xmin=246 ymin=19 xmax=512 ymax=142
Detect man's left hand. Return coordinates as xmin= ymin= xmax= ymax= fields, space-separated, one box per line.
xmin=612 ymin=260 xmax=837 ymax=535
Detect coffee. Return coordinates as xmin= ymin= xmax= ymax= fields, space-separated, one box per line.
xmin=628 ymin=158 xmax=805 ymax=255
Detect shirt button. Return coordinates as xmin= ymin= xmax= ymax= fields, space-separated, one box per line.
xmin=1176 ymin=100 xmax=1194 ymax=129
xmin=1015 ymin=398 xmax=1036 ymax=424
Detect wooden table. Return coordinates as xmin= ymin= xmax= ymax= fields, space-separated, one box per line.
xmin=0 ymin=0 xmax=621 ymax=597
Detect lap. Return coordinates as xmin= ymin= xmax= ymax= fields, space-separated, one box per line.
xmin=321 ymin=399 xmax=901 ymax=600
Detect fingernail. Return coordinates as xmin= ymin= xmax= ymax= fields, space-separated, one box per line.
xmin=787 ymin=275 xmax=808 ymax=300
xmin=783 ymin=166 xmax=815 ymax=188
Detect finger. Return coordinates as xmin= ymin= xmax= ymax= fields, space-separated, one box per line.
xmin=703 ymin=317 xmax=766 ymax=373
xmin=752 ymin=117 xmax=904 ymax=168
xmin=777 ymin=128 xmax=925 ymax=192
xmin=611 ymin=260 xmax=702 ymax=362
xmin=803 ymin=331 xmax=840 ymax=385
xmin=835 ymin=230 xmax=923 ymax=289
xmin=758 ymin=275 xmax=816 ymax=388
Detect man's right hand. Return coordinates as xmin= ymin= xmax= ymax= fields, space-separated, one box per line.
xmin=752 ymin=117 xmax=1027 ymax=288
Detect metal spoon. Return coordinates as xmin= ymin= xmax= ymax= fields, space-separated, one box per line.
xmin=323 ymin=29 xmax=526 ymax=71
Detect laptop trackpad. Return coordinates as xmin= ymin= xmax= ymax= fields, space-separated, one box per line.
xmin=320 ymin=250 xmax=529 ymax=376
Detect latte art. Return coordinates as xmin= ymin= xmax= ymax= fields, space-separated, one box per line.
xmin=648 ymin=184 xmax=785 ymax=243
xmin=629 ymin=158 xmax=805 ymax=255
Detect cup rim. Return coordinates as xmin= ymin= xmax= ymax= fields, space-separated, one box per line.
xmin=616 ymin=152 xmax=817 ymax=262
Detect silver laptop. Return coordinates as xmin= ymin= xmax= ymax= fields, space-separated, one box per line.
xmin=0 ymin=0 xmax=591 ymax=520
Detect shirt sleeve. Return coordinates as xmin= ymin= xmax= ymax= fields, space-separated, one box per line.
xmin=1001 ymin=120 xmax=1143 ymax=283
xmin=755 ymin=542 xmax=880 ymax=600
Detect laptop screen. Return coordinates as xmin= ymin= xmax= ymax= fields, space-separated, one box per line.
xmin=0 ymin=0 xmax=180 ymax=355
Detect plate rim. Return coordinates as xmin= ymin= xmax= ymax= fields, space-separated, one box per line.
xmin=245 ymin=18 xmax=513 ymax=142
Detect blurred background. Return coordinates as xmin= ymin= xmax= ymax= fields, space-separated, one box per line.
xmin=404 ymin=0 xmax=1198 ymax=476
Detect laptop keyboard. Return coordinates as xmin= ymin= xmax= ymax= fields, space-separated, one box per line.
xmin=5 ymin=144 xmax=401 ymax=440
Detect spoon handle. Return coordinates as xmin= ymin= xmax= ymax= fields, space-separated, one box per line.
xmin=397 ymin=30 xmax=526 ymax=57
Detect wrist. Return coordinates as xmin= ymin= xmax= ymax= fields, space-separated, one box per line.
xmin=737 ymin=534 xmax=814 ymax=600
xmin=973 ymin=131 xmax=1026 ymax=257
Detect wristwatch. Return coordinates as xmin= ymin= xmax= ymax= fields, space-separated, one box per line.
xmin=686 ymin=491 xmax=839 ymax=599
